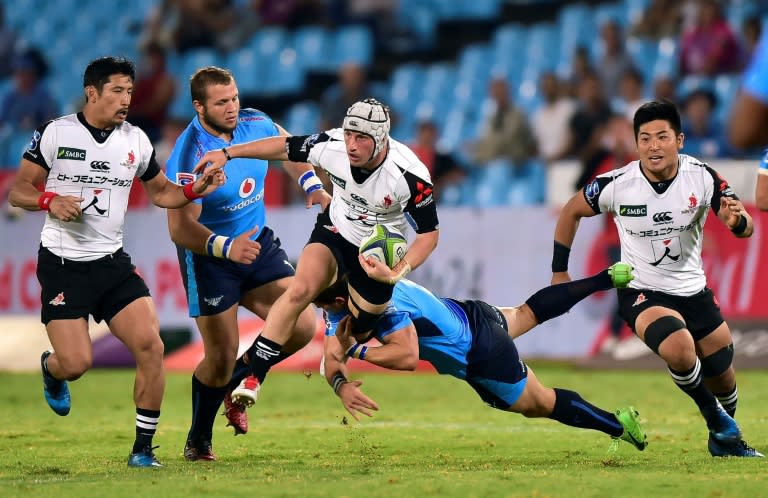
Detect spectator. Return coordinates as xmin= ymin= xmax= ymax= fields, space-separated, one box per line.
xmin=319 ymin=62 xmax=376 ymax=130
xmin=0 ymin=48 xmax=58 ymax=131
xmin=653 ymin=74 xmax=678 ymax=102
xmin=0 ymin=5 xmax=17 ymax=79
xmin=616 ymin=67 xmax=647 ymax=120
xmin=740 ymin=16 xmax=762 ymax=62
xmin=566 ymin=45 xmax=595 ymax=97
xmin=681 ymin=88 xmax=731 ymax=158
xmin=630 ymin=0 xmax=682 ymax=40
xmin=467 ymin=77 xmax=537 ymax=166
xmin=531 ymin=72 xmax=576 ymax=162
xmin=565 ymin=71 xmax=616 ymax=190
xmin=409 ymin=119 xmax=465 ymax=200
xmin=154 ymin=117 xmax=188 ymax=170
xmin=128 ymin=43 xmax=176 ymax=143
xmin=679 ymin=0 xmax=743 ymax=77
xmin=596 ymin=20 xmax=637 ymax=100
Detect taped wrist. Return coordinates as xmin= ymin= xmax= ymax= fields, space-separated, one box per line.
xmin=298 ymin=170 xmax=323 ymax=194
xmin=331 ymin=372 xmax=348 ymax=395
xmin=389 ymin=260 xmax=412 ymax=285
xmin=183 ymin=181 xmax=203 ymax=200
xmin=345 ymin=343 xmax=369 ymax=360
xmin=731 ymin=215 xmax=747 ymax=235
xmin=552 ymin=241 xmax=571 ymax=272
xmin=206 ymin=233 xmax=234 ymax=259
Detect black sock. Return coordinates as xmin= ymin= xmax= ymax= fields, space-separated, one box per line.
xmin=188 ymin=375 xmax=228 ymax=441
xmin=668 ymin=358 xmax=719 ymax=416
xmin=714 ymin=385 xmax=738 ymax=418
xmin=525 ymin=270 xmax=613 ymax=323
xmin=548 ymin=388 xmax=624 ymax=437
xmin=228 ymin=343 xmax=290 ymax=391
xmin=247 ymin=336 xmax=284 ymax=383
xmin=133 ymin=408 xmax=160 ymax=453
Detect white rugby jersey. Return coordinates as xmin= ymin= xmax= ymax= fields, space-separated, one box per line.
xmin=286 ymin=128 xmax=439 ymax=245
xmin=23 ymin=113 xmax=160 ymax=261
xmin=583 ymin=154 xmax=737 ymax=296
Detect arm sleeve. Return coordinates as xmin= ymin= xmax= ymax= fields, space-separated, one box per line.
xmin=137 ymin=129 xmax=161 ymax=181
xmin=705 ymin=165 xmax=738 ymax=210
xmin=139 ymin=150 xmax=162 ymax=182
xmin=22 ymin=121 xmax=56 ymax=170
xmin=285 ymin=132 xmax=332 ymax=163
xmin=401 ymin=170 xmax=439 ymax=234
xmin=582 ymin=175 xmax=615 ymax=214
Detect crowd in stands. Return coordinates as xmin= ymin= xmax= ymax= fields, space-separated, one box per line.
xmin=0 ymin=0 xmax=766 ymax=210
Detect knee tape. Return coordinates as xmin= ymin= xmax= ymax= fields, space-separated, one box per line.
xmin=701 ymin=344 xmax=734 ymax=377
xmin=643 ymin=316 xmax=686 ymax=354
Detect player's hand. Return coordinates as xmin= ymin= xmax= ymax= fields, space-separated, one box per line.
xmin=358 ymin=254 xmax=396 ymax=284
xmin=227 ymin=226 xmax=261 ymax=264
xmin=306 ymin=188 xmax=332 ymax=211
xmin=48 ymin=195 xmax=84 ymax=222
xmin=337 ymin=379 xmax=379 ymax=421
xmin=193 ymin=149 xmax=228 ymax=174
xmin=192 ymin=168 xmax=226 ymax=196
xmin=335 ymin=316 xmax=356 ymax=352
xmin=551 ymin=271 xmax=572 ymax=285
xmin=719 ymin=197 xmax=746 ymax=228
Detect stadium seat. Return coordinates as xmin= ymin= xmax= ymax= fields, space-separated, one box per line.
xmin=332 ymin=25 xmax=374 ymax=68
xmin=460 ymin=0 xmax=502 ymax=19
xmin=225 ymin=48 xmax=262 ymax=95
xmin=419 ymin=63 xmax=457 ymax=106
xmin=623 ymin=0 xmax=651 ymax=25
xmin=261 ymin=48 xmax=303 ymax=96
xmin=1 ymin=131 xmax=31 ymax=169
xmin=284 ymin=101 xmax=320 ymax=136
xmin=626 ymin=37 xmax=658 ymax=71
xmin=292 ymin=26 xmax=331 ymax=71
xmin=713 ymin=74 xmax=740 ymax=125
xmin=653 ymin=37 xmax=680 ymax=79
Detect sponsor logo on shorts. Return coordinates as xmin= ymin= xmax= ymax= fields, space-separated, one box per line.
xmin=619 ymin=204 xmax=647 ymax=217
xmin=203 ymin=295 xmax=223 ymax=307
xmin=57 ymin=147 xmax=86 ymax=161
xmin=49 ymin=292 xmax=66 ymax=306
xmin=323 ymin=224 xmax=338 ymax=233
xmin=632 ymin=293 xmax=647 ymax=307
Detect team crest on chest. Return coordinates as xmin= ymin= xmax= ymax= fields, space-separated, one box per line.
xmin=120 ymin=149 xmax=136 ymax=168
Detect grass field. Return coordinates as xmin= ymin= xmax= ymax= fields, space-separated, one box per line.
xmin=1 ymin=365 xmax=766 ymax=498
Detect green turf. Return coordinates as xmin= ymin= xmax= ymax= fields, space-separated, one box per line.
xmin=1 ymin=366 xmax=766 ymax=498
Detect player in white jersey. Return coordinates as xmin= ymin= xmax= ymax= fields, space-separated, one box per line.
xmin=8 ymin=57 xmax=224 ymax=468
xmin=550 ymin=100 xmax=762 ymax=458
xmin=193 ymin=98 xmax=439 ymax=407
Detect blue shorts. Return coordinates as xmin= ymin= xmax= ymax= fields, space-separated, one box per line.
xmin=178 ymin=226 xmax=295 ymax=317
xmin=454 ymin=299 xmax=529 ymax=409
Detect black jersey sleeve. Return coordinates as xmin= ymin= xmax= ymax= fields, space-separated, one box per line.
xmin=139 ymin=150 xmax=162 ymax=182
xmin=22 ymin=121 xmax=54 ymax=171
xmin=402 ymin=170 xmax=439 ymax=233
xmin=705 ymin=165 xmax=738 ymax=211
xmin=582 ymin=176 xmax=615 ymax=214
xmin=285 ymin=132 xmax=332 ymax=162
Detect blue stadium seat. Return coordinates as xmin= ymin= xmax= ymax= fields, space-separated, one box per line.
xmin=292 ymin=26 xmax=331 ymax=71
xmin=284 ymin=101 xmax=320 ymax=136
xmin=713 ymin=74 xmax=740 ymax=125
xmin=460 ymin=0 xmax=502 ymax=19
xmin=653 ymin=37 xmax=680 ymax=79
xmin=1 ymin=131 xmax=32 ymax=169
xmin=389 ymin=63 xmax=425 ymax=113
xmin=248 ymin=27 xmax=287 ymax=61
xmin=623 ymin=0 xmax=651 ymax=25
xmin=225 ymin=48 xmax=262 ymax=95
xmin=180 ymin=48 xmax=219 ymax=83
xmin=626 ymin=37 xmax=658 ymax=71
xmin=419 ymin=63 xmax=457 ymax=106
xmin=333 ymin=25 xmax=374 ymax=68
xmin=509 ymin=159 xmax=546 ymax=205
xmin=679 ymin=75 xmax=714 ymax=100
xmin=473 ymin=159 xmax=514 ymax=207
xmin=261 ymin=49 xmax=303 ymax=95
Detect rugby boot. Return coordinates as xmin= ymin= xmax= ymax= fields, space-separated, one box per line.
xmin=614 ymin=406 xmax=648 ymax=451
xmin=41 ymin=350 xmax=71 ymax=416
xmin=231 ymin=375 xmax=260 ymax=407
xmin=223 ymin=389 xmax=248 ymax=435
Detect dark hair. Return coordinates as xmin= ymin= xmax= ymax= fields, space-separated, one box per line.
xmin=633 ymin=99 xmax=682 ymax=137
xmin=190 ymin=66 xmax=235 ymax=103
xmin=83 ymin=56 xmax=135 ymax=91
xmin=313 ymin=276 xmax=350 ymax=306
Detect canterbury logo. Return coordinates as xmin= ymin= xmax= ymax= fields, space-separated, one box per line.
xmin=90 ymin=160 xmax=110 ymax=171
xmin=652 ymin=212 xmax=673 ymax=223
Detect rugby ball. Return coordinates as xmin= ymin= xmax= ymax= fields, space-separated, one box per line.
xmin=359 ymin=225 xmax=408 ymax=268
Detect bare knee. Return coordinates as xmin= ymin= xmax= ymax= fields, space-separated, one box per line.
xmin=57 ymin=353 xmax=92 ymax=380
xmin=285 ymin=281 xmax=316 ymax=308
xmin=658 ymin=333 xmax=696 ymax=370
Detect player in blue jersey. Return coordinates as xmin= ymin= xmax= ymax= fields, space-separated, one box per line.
xmin=315 ymin=261 xmax=648 ymax=452
xmin=729 ymin=28 xmax=768 ymax=210
xmin=165 ymin=66 xmax=331 ymax=461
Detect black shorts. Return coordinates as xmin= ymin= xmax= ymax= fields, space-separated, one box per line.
xmin=178 ymin=226 xmax=295 ymax=317
xmin=37 ymin=246 xmax=151 ymax=325
xmin=617 ymin=287 xmax=725 ymax=341
xmin=452 ymin=299 xmax=529 ymax=409
xmin=307 ymin=210 xmax=394 ymax=306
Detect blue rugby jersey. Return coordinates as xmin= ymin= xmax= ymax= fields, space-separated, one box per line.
xmin=325 ymin=279 xmax=474 ymax=378
xmin=165 ymin=108 xmax=279 ymax=239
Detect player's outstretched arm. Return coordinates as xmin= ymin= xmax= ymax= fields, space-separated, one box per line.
xmin=552 ymin=191 xmax=597 ymax=284
xmin=144 ymin=168 xmax=225 ymax=208
xmin=9 ymin=159 xmax=84 ymax=221
xmin=193 ymin=136 xmax=290 ymax=174
xmin=323 ymin=334 xmax=379 ymax=421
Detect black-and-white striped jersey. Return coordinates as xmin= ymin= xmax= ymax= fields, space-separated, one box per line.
xmin=583 ymin=154 xmax=737 ymax=296
xmin=23 ymin=113 xmax=160 ymax=261
xmin=287 ymin=128 xmax=439 ymax=245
